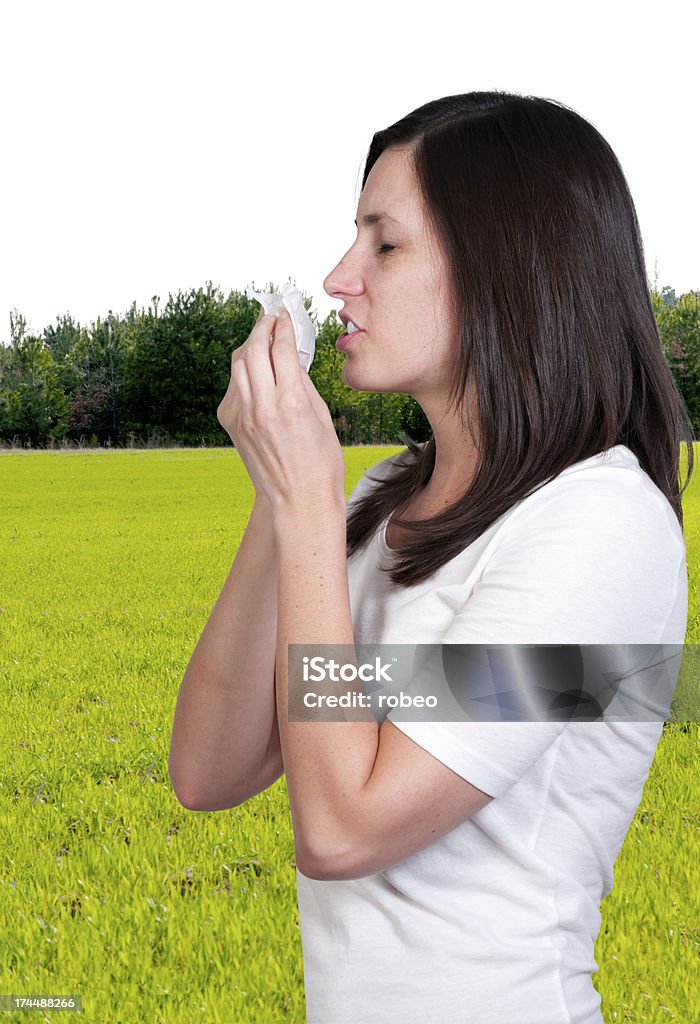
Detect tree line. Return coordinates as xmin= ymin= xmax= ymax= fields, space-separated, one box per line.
xmin=0 ymin=282 xmax=697 ymax=449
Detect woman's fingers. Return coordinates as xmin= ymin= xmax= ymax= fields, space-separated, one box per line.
xmin=245 ymin=314 xmax=278 ymax=402
xmin=270 ymin=310 xmax=305 ymax=398
xmin=224 ymin=306 xmax=304 ymax=428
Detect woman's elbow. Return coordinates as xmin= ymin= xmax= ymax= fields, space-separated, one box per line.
xmin=295 ymin=833 xmax=366 ymax=881
xmin=169 ymin=773 xmax=213 ymax=811
xmin=168 ymin=766 xmax=249 ymax=812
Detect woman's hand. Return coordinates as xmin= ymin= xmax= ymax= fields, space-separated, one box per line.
xmin=217 ymin=307 xmax=347 ymax=514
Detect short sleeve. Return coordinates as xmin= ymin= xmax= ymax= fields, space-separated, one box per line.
xmin=386 ymin=467 xmax=685 ymax=798
xmin=387 ymin=719 xmax=566 ymax=798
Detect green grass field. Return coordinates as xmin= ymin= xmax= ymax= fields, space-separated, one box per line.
xmin=0 ymin=446 xmax=698 ymax=1023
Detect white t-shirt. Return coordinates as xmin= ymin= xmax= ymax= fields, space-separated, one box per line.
xmin=295 ymin=444 xmax=688 ymax=1024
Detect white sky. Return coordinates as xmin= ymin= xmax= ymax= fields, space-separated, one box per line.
xmin=0 ymin=0 xmax=697 ymax=342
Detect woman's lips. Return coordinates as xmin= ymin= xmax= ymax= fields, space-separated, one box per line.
xmin=336 ymin=329 xmax=364 ymax=351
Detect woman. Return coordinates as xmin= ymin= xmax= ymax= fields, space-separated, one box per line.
xmin=169 ymin=90 xmax=695 ymax=1023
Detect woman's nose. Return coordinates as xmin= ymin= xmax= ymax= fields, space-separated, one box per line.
xmin=323 ymin=253 xmax=363 ymax=298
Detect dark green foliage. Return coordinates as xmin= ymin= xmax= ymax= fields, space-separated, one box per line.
xmin=1 ymin=284 xmax=697 ymax=447
xmin=653 ymin=290 xmax=700 ymax=433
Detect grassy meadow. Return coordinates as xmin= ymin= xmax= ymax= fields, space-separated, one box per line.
xmin=0 ymin=445 xmax=698 ymax=1023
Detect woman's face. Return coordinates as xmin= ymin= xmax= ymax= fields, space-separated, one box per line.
xmin=323 ymin=146 xmax=456 ymax=399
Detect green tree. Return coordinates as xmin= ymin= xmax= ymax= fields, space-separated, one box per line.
xmin=652 ymin=288 xmax=700 ymax=434
xmin=120 ymin=283 xmax=262 ymax=444
xmin=0 ymin=310 xmax=71 ymax=444
xmin=65 ymin=311 xmax=128 ymax=444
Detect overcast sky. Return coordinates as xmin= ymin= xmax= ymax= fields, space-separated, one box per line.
xmin=0 ymin=0 xmax=697 ymax=342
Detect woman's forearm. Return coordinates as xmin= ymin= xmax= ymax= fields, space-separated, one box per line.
xmin=168 ymin=497 xmax=281 ymax=810
xmin=273 ymin=499 xmax=380 ymax=875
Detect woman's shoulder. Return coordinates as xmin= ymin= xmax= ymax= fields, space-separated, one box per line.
xmin=498 ymin=444 xmax=685 ymax=556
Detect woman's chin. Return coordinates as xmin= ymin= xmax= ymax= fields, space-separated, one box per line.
xmin=342 ymin=366 xmax=376 ymax=393
xmin=342 ymin=361 xmax=402 ymax=394
xmin=341 ymin=362 xmax=362 ymax=388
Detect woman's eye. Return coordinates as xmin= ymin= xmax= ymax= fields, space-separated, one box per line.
xmin=377 ymin=244 xmax=395 ymax=255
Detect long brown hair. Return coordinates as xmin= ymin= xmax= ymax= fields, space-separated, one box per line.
xmin=346 ymin=90 xmax=695 ymax=588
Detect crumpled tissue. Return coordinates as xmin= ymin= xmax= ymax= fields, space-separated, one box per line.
xmin=246 ymin=282 xmax=316 ymax=372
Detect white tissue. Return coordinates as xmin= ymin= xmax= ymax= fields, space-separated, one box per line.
xmin=246 ymin=282 xmax=316 ymax=372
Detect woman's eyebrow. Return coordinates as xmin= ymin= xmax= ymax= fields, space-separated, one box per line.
xmin=354 ymin=212 xmax=402 ymax=226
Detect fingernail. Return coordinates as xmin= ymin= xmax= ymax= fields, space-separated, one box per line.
xmin=279 ymin=307 xmax=289 ymax=318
